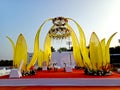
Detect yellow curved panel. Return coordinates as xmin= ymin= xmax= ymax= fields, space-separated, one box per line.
xmin=6 ymin=36 xmax=15 ymax=67
xmin=105 ymin=32 xmax=117 ymax=67
xmin=68 ymin=18 xmax=92 ymax=69
xmin=27 ymin=18 xmax=52 ymax=70
xmin=43 ymin=33 xmax=52 ymax=66
xmin=89 ymin=32 xmax=103 ymax=70
xmin=101 ymin=38 xmax=106 ymax=67
xmin=38 ymin=49 xmax=44 ymax=67
xmin=6 ymin=36 xmax=15 ymax=51
xmin=66 ymin=23 xmax=84 ymax=67
xmin=27 ymin=28 xmax=40 ymax=70
xmin=14 ymin=34 xmax=28 ymax=71
xmin=38 ymin=26 xmax=53 ymax=67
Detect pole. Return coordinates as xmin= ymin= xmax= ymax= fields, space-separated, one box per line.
xmin=69 ymin=52 xmax=72 ymax=66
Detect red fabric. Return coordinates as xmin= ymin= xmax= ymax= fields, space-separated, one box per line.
xmin=22 ymin=69 xmax=120 ymax=78
xmin=1 ymin=69 xmax=120 ymax=79
xmin=30 ymin=66 xmax=34 ymax=70
xmin=1 ymin=69 xmax=120 ymax=90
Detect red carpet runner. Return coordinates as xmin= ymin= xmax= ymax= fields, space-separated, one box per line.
xmin=1 ymin=69 xmax=120 ymax=79
xmin=1 ymin=69 xmax=120 ymax=90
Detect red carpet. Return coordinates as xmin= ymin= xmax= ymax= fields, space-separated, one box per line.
xmin=1 ymin=69 xmax=120 ymax=90
xmin=22 ymin=69 xmax=120 ymax=78
xmin=1 ymin=69 xmax=120 ymax=79
xmin=0 ymin=86 xmax=120 ymax=90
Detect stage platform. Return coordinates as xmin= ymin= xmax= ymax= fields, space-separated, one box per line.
xmin=0 ymin=69 xmax=120 ymax=86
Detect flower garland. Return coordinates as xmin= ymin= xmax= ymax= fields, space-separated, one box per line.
xmin=48 ymin=17 xmax=71 ymax=39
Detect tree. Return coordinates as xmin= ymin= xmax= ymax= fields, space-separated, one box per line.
xmin=57 ymin=47 xmax=67 ymax=52
xmin=51 ymin=46 xmax=56 ymax=52
xmin=0 ymin=60 xmax=13 ymax=66
xmin=110 ymin=46 xmax=120 ymax=54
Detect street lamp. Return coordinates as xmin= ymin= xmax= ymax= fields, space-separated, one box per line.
xmin=66 ymin=38 xmax=72 ymax=50
xmin=66 ymin=39 xmax=72 ymax=66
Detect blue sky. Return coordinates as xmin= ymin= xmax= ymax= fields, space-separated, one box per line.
xmin=0 ymin=0 xmax=120 ymax=60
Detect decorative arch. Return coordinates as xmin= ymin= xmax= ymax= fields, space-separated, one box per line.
xmin=7 ymin=17 xmax=117 ymax=76
xmin=26 ymin=17 xmax=116 ymax=75
xmin=27 ymin=17 xmax=85 ymax=70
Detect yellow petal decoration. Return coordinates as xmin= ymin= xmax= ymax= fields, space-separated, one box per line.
xmin=14 ymin=34 xmax=28 ymax=71
xmin=89 ymin=32 xmax=103 ymax=71
xmin=27 ymin=28 xmax=40 ymax=70
xmin=101 ymin=38 xmax=106 ymax=67
xmin=105 ymin=32 xmax=117 ymax=68
xmin=43 ymin=32 xmax=52 ymax=66
xmin=6 ymin=36 xmax=15 ymax=67
xmin=38 ymin=49 xmax=44 ymax=67
xmin=27 ymin=18 xmax=52 ymax=70
xmin=66 ymin=23 xmax=84 ymax=67
xmin=7 ymin=34 xmax=27 ymax=71
xmin=68 ymin=18 xmax=92 ymax=69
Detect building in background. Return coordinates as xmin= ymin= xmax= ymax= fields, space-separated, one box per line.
xmin=28 ymin=51 xmax=75 ymax=68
